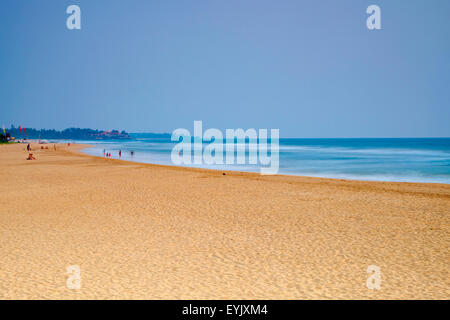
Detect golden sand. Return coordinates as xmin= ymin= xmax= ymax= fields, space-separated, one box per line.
xmin=0 ymin=143 xmax=448 ymax=299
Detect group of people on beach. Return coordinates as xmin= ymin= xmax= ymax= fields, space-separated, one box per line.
xmin=103 ymin=149 xmax=134 ymax=158
xmin=26 ymin=143 xmax=36 ymax=160
xmin=25 ymin=143 xmax=56 ymax=160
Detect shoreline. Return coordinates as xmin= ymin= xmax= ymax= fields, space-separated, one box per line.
xmin=1 ymin=142 xmax=449 ymax=299
xmin=13 ymin=138 xmax=450 ymax=185
xmin=75 ymin=143 xmax=450 ymax=187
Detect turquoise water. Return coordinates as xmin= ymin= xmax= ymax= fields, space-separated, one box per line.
xmin=80 ymin=136 xmax=450 ymax=184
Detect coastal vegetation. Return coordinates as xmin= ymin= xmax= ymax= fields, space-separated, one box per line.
xmin=6 ymin=126 xmax=131 ymax=140
xmin=0 ymin=133 xmax=10 ymax=143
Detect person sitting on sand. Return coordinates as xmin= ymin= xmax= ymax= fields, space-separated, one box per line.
xmin=26 ymin=153 xmax=36 ymax=160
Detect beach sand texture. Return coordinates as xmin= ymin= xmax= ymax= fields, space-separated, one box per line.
xmin=0 ymin=143 xmax=449 ymax=299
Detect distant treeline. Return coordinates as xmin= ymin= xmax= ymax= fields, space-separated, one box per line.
xmin=7 ymin=126 xmax=131 ymax=140
xmin=0 ymin=133 xmax=9 ymax=143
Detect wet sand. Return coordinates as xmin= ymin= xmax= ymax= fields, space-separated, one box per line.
xmin=0 ymin=143 xmax=449 ymax=299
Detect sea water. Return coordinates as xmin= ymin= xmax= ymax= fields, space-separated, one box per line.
xmin=79 ymin=136 xmax=450 ymax=184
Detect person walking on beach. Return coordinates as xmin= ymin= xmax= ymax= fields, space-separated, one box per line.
xmin=119 ymin=150 xmax=122 ymax=158
xmin=27 ymin=143 xmax=30 ymax=152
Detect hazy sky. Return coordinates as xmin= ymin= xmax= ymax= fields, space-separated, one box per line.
xmin=1 ymin=0 xmax=449 ymax=137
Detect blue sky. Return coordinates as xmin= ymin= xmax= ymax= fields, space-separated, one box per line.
xmin=0 ymin=0 xmax=449 ymax=137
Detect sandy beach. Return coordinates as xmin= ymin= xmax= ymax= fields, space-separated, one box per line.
xmin=0 ymin=142 xmax=448 ymax=299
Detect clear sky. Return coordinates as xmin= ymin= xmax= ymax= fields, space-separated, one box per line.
xmin=1 ymin=0 xmax=449 ymax=137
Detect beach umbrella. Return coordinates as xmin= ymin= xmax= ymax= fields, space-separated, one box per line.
xmin=19 ymin=125 xmax=22 ymax=133
xmin=24 ymin=128 xmax=27 ymax=136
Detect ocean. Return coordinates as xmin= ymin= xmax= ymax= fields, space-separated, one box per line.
xmin=78 ymin=136 xmax=450 ymax=184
